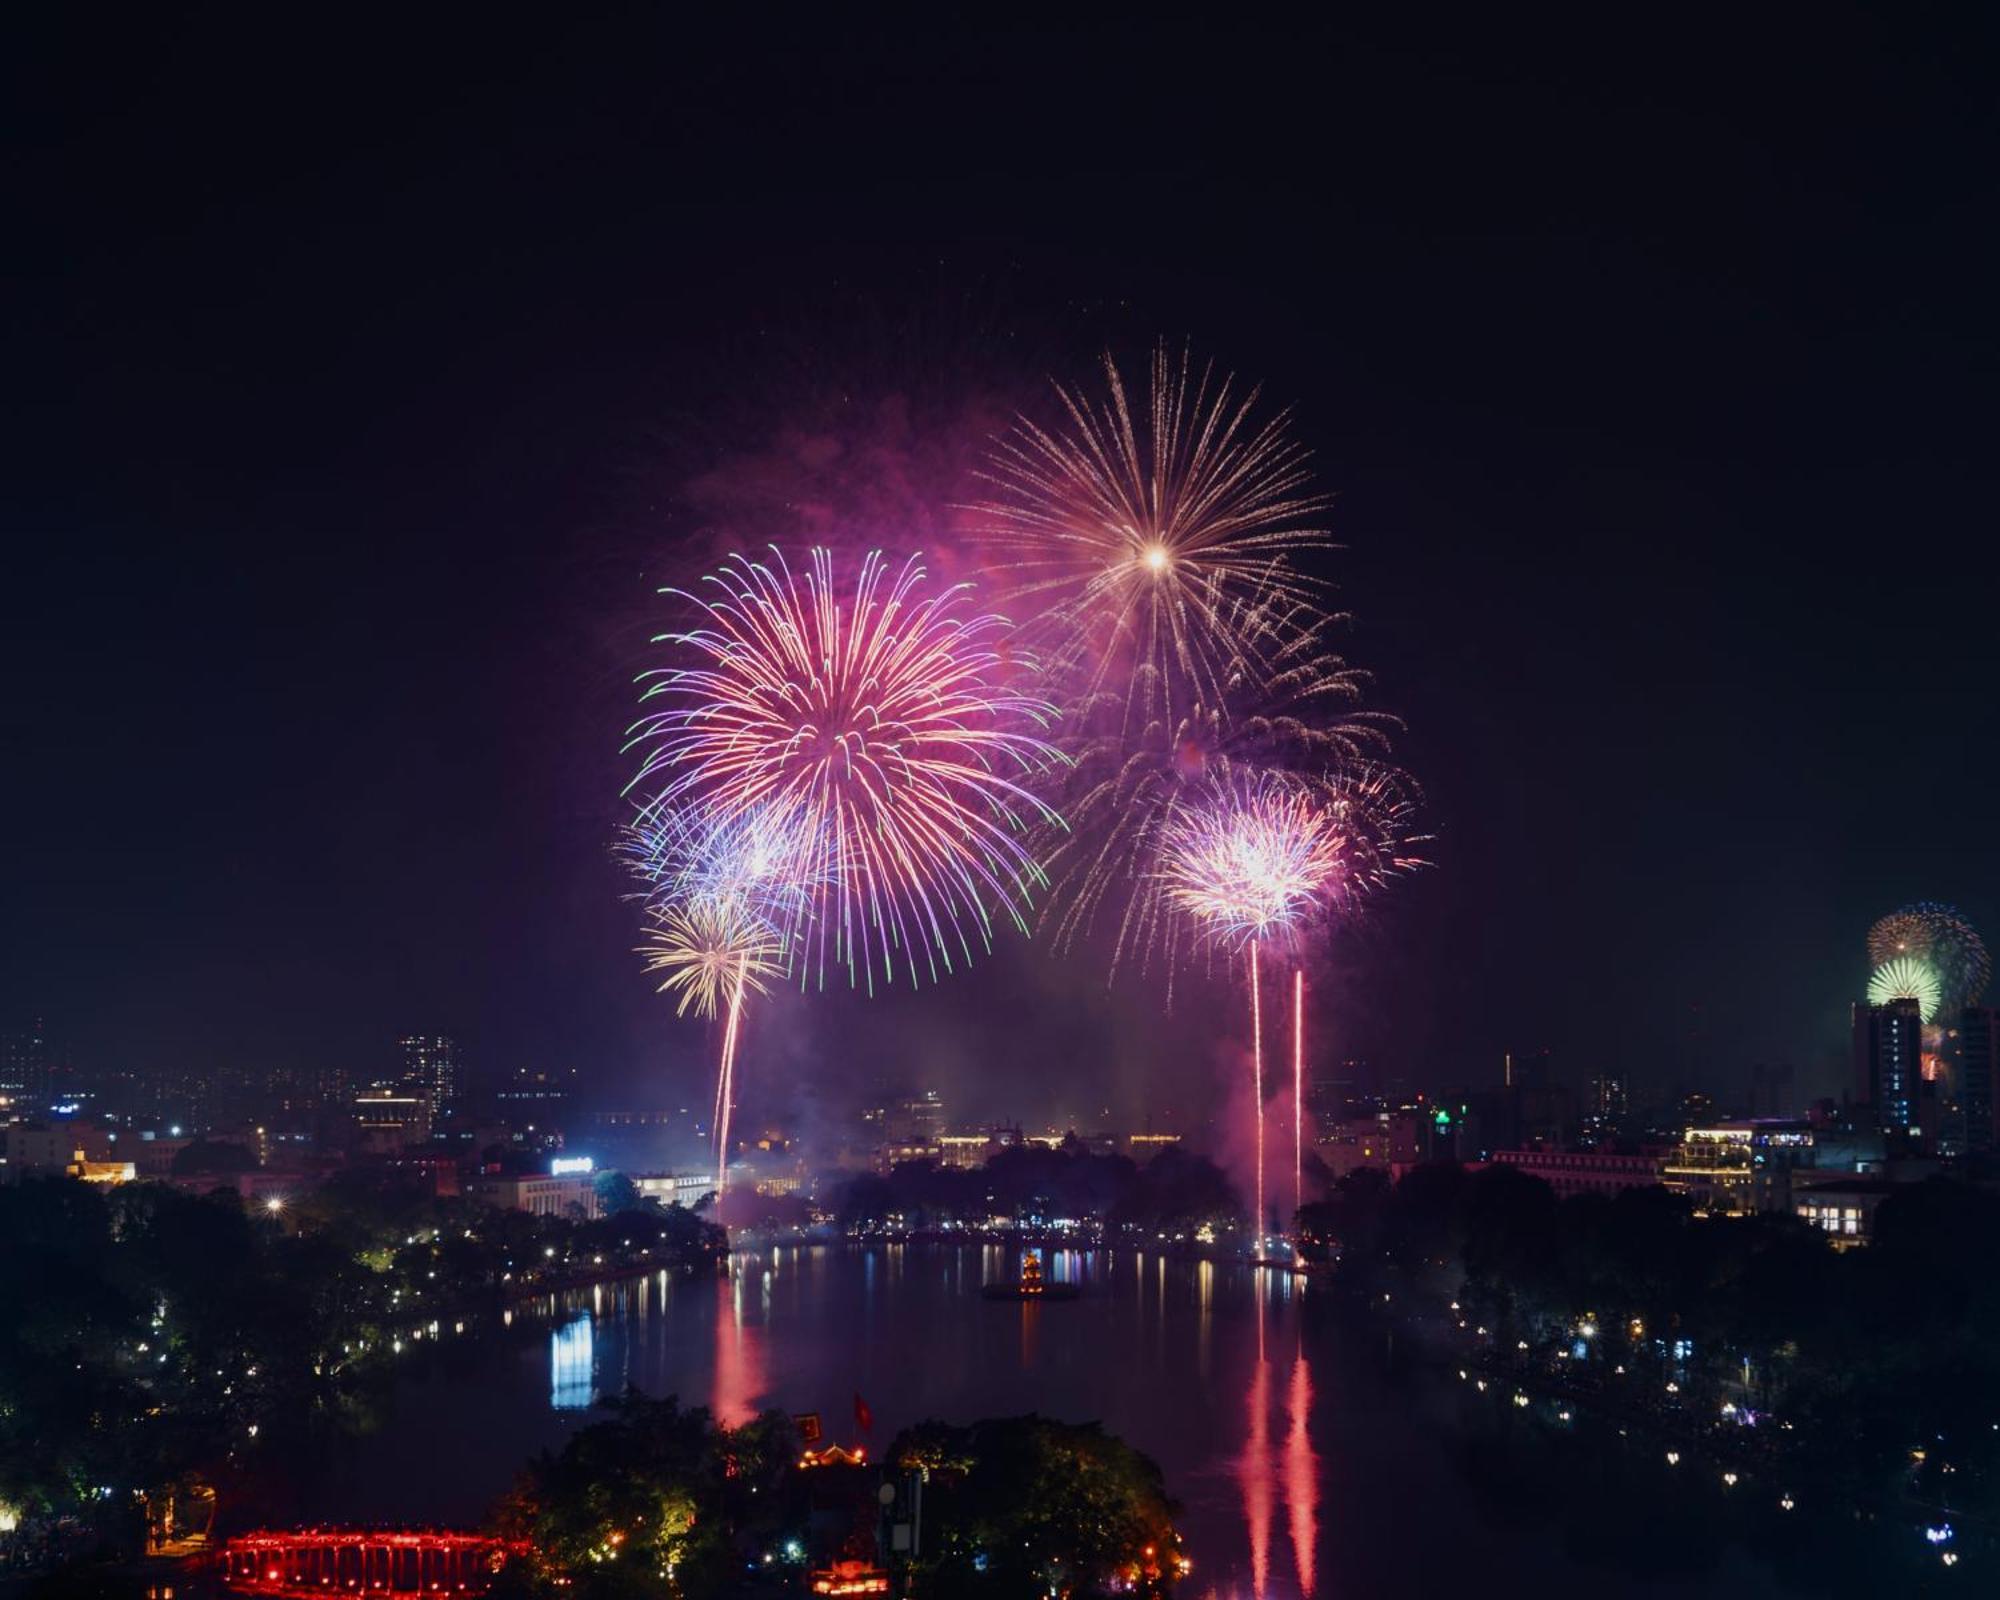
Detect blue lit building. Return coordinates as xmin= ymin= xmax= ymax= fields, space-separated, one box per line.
xmin=1853 ymin=996 xmax=1924 ymax=1137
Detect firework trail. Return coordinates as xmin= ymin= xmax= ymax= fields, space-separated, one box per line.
xmin=1163 ymin=771 xmax=1424 ymax=1246
xmin=623 ymin=806 xmax=813 ymax=1195
xmin=636 ymin=897 xmax=784 ymax=1194
xmin=1251 ymin=937 xmax=1265 ymax=1243
xmin=627 ymin=546 xmax=1061 ymax=994
xmin=1293 ymin=970 xmax=1305 ymax=1225
xmin=1163 ymin=775 xmax=1337 ymax=1245
xmin=969 ymin=341 xmax=1336 ymax=738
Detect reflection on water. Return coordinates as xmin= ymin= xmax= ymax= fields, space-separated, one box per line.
xmin=712 ymin=1265 xmax=767 ymax=1426
xmin=315 ymin=1246 xmax=1789 ymax=1599
xmin=1240 ymin=1332 xmax=1274 ymax=1597
xmin=549 ymin=1313 xmax=593 ymax=1411
xmin=1285 ymin=1348 xmax=1318 ymax=1596
xmin=1237 ymin=1289 xmax=1321 ymax=1598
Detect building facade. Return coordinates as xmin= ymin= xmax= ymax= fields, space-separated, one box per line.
xmin=1661 ymin=1125 xmax=1755 ymax=1216
xmin=1853 ymin=996 xmax=1924 ymax=1136
xmin=466 ymin=1170 xmax=601 ymax=1219
xmin=1491 ymin=1148 xmax=1662 ymax=1199
xmin=399 ymin=1036 xmax=458 ymax=1116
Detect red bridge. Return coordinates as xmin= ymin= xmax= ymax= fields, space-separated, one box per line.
xmin=222 ymin=1530 xmax=526 ymax=1598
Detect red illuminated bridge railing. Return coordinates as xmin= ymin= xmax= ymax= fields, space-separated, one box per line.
xmin=222 ymin=1530 xmax=528 ymax=1598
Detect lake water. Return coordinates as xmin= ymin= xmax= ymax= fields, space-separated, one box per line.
xmin=280 ymin=1244 xmax=1864 ymax=1598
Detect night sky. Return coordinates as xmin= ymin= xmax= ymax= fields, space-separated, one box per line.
xmin=8 ymin=10 xmax=1997 ymax=1129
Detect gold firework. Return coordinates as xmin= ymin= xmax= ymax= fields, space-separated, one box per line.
xmin=969 ymin=341 xmax=1334 ymax=734
xmin=638 ymin=897 xmax=783 ymax=1020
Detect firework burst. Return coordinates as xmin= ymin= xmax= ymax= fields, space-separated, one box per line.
xmin=1867 ymin=903 xmax=1989 ymax=1013
xmin=626 ymin=546 xmax=1060 ymax=993
xmin=1161 ymin=768 xmax=1425 ymax=1247
xmin=635 ymin=893 xmax=781 ymax=1196
xmin=969 ymin=342 xmax=1335 ymax=735
xmin=1867 ymin=956 xmax=1942 ymax=1024
xmin=1037 ymin=589 xmax=1398 ymax=974
xmin=621 ymin=805 xmax=815 ymax=940
xmin=1162 ymin=778 xmax=1346 ymax=954
xmin=638 ymin=896 xmax=785 ymax=1020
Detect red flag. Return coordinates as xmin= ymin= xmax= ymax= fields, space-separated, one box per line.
xmin=853 ymin=1391 xmax=874 ymax=1434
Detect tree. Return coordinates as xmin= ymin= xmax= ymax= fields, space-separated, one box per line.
xmin=494 ymin=1395 xmax=796 ymax=1600
xmin=892 ymin=1414 xmax=1183 ymax=1596
xmin=593 ymin=1171 xmax=646 ymax=1217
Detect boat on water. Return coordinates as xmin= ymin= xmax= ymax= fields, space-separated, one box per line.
xmin=980 ymin=1249 xmax=1079 ymax=1302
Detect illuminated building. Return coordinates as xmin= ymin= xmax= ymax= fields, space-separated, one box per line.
xmin=1853 ymin=995 xmax=1924 ymax=1136
xmin=861 ymin=1090 xmax=947 ymax=1169
xmin=1583 ymin=1072 xmax=1628 ymax=1140
xmin=2 ymin=1119 xmax=116 ymax=1178
xmin=465 ymin=1166 xmax=601 ymax=1218
xmin=398 ymin=1035 xmax=458 ymax=1115
xmin=1319 ymin=1114 xmax=1390 ymax=1179
xmin=1794 ymin=1177 xmax=1896 ymax=1248
xmin=1744 ymin=1119 xmax=1818 ymax=1211
xmin=937 ymin=1132 xmax=998 ymax=1169
xmin=632 ymin=1170 xmax=712 ymax=1205
xmin=1127 ymin=1132 xmax=1182 ymax=1162
xmin=1661 ymin=1125 xmax=1755 ymax=1216
xmin=67 ymin=1160 xmax=137 ymax=1184
xmin=1492 ymin=1148 xmax=1662 ymax=1198
xmin=863 ymin=1086 xmax=944 ymax=1140
xmin=0 ymin=1019 xmax=53 ymax=1107
xmin=493 ymin=1065 xmax=576 ymax=1125
xmin=353 ymin=1088 xmax=430 ymax=1150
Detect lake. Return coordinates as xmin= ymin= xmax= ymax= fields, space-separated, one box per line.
xmin=279 ymin=1243 xmax=1888 ymax=1598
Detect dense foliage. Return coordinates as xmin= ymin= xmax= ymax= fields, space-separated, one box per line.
xmin=493 ymin=1398 xmax=1184 ymax=1600
xmin=494 ymin=1395 xmax=798 ymax=1600
xmin=1303 ymin=1162 xmax=2000 ymax=1509
xmin=892 ymin=1415 xmax=1184 ymax=1596
xmin=0 ymin=1176 xmax=723 ymax=1548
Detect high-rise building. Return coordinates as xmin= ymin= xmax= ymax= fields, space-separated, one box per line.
xmin=1 ymin=1019 xmax=53 ymax=1107
xmin=1588 ymin=1073 xmax=1628 ymax=1123
xmin=399 ymin=1036 xmax=458 ymax=1116
xmin=1853 ymin=997 xmax=1924 ymax=1135
xmin=1960 ymin=1007 xmax=2000 ymax=1156
xmin=1501 ymin=1049 xmax=1574 ymax=1148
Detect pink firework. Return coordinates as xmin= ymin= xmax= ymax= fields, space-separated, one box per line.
xmin=626 ymin=546 xmax=1060 ymax=994
xmin=1160 ymin=777 xmax=1345 ymax=956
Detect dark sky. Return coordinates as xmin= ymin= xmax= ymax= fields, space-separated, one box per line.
xmin=8 ymin=8 xmax=1997 ymax=1129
